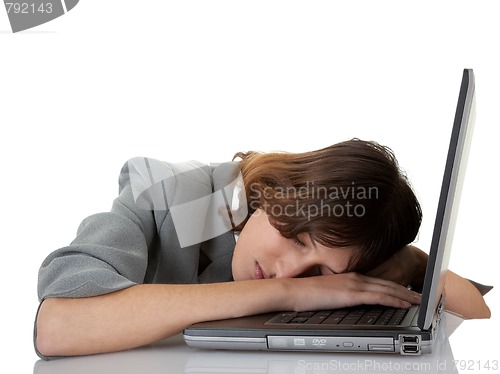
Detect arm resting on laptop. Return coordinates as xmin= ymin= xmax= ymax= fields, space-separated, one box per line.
xmin=36 ymin=273 xmax=420 ymax=358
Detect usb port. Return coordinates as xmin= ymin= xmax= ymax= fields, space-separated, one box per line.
xmin=402 ymin=335 xmax=419 ymax=344
xmin=402 ymin=345 xmax=419 ymax=354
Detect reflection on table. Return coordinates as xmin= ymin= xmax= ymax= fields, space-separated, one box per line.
xmin=34 ymin=312 xmax=464 ymax=374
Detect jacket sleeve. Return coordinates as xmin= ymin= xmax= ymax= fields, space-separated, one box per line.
xmin=37 ymin=159 xmax=159 ymax=300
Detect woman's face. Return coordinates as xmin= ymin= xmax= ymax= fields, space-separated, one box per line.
xmin=232 ymin=209 xmax=354 ymax=281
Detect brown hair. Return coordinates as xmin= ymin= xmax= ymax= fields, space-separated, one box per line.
xmin=233 ymin=138 xmax=422 ymax=274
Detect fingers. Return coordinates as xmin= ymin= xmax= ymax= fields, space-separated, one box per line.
xmin=350 ymin=292 xmax=411 ymax=309
xmin=293 ymin=273 xmax=421 ymax=312
xmin=350 ymin=273 xmax=413 ymax=292
xmin=353 ymin=290 xmax=419 ymax=309
xmin=340 ymin=273 xmax=422 ymax=307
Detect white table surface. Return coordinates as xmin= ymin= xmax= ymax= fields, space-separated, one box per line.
xmin=32 ymin=312 xmax=498 ymax=374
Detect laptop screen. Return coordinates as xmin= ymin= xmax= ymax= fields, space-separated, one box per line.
xmin=418 ymin=69 xmax=476 ymax=329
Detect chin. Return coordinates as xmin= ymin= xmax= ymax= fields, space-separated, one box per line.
xmin=231 ymin=266 xmax=243 ymax=281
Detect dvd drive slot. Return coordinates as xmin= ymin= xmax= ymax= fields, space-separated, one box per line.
xmin=267 ymin=336 xmax=393 ymax=351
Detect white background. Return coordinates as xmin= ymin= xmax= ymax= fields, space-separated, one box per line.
xmin=1 ymin=1 xmax=498 ymax=372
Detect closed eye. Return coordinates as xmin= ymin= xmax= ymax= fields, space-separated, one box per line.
xmin=293 ymin=237 xmax=306 ymax=247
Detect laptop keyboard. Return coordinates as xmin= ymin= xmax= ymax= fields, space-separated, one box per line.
xmin=266 ymin=306 xmax=409 ymax=326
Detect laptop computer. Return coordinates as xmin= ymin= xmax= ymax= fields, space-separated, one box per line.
xmin=183 ymin=68 xmax=476 ymax=355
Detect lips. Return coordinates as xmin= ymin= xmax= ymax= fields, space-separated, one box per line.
xmin=254 ymin=262 xmax=266 ymax=280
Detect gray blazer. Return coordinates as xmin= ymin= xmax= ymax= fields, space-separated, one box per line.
xmin=37 ymin=158 xmax=243 ymax=301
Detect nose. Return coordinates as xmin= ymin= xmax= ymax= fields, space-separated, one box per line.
xmin=274 ymin=250 xmax=315 ymax=279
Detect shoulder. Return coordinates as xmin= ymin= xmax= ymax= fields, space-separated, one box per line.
xmin=117 ymin=157 xmax=209 ymax=194
xmin=119 ymin=157 xmax=241 ymax=190
xmin=118 ymin=157 xmax=208 ymax=185
xmin=211 ymin=161 xmax=242 ymax=190
xmin=117 ymin=157 xmax=241 ymax=207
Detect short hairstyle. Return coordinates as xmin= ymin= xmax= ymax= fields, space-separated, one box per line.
xmin=234 ymin=139 xmax=422 ymax=273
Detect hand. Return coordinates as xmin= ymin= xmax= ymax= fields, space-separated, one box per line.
xmin=287 ymin=272 xmax=422 ymax=312
xmin=365 ymin=245 xmax=428 ymax=289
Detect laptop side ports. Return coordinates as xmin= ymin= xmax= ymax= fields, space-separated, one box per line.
xmin=402 ymin=344 xmax=420 ymax=354
xmin=402 ymin=335 xmax=419 ymax=344
xmin=399 ymin=335 xmax=421 ymax=355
